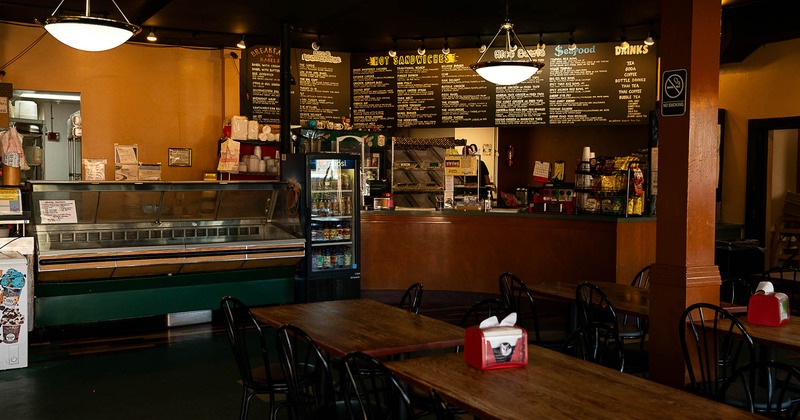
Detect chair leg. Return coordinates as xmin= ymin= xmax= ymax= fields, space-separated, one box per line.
xmin=240 ymin=387 xmax=252 ymax=420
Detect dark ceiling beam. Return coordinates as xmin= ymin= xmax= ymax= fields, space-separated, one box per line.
xmin=132 ymin=0 xmax=175 ymax=25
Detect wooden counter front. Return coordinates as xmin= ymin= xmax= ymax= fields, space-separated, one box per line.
xmin=361 ymin=211 xmax=656 ymax=294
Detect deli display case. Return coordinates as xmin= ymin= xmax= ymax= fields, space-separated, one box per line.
xmin=27 ymin=180 xmax=305 ymax=326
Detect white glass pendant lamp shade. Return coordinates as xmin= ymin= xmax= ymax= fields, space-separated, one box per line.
xmin=470 ymin=20 xmax=544 ymax=85
xmin=472 ymin=61 xmax=540 ymax=85
xmin=43 ymin=0 xmax=141 ymax=52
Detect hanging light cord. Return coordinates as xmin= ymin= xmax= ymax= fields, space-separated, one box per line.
xmin=1 ymin=31 xmax=48 ymax=71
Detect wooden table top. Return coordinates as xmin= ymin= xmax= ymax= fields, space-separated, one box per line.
xmin=708 ymin=317 xmax=800 ymax=353
xmin=529 ymin=281 xmax=650 ymax=318
xmin=250 ymin=299 xmax=465 ymax=358
xmin=385 ymin=349 xmax=755 ymax=420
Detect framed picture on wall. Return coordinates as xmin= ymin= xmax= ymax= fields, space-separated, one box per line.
xmin=168 ymin=148 xmax=192 ymax=167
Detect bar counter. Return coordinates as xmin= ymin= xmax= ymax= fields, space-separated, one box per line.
xmin=361 ymin=209 xmax=656 ymax=294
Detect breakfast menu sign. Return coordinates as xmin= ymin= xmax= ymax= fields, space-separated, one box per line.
xmin=243 ymin=41 xmax=657 ymax=129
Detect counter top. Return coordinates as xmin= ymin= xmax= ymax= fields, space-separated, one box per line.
xmin=362 ymin=208 xmax=656 ymax=223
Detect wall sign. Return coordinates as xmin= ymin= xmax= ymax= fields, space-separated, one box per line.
xmin=243 ymin=42 xmax=658 ymax=129
xmin=660 ymin=69 xmax=687 ymax=117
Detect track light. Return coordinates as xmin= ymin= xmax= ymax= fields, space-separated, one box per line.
xmin=146 ymin=28 xmax=157 ymax=42
xmin=312 ymin=34 xmax=321 ymax=51
xmin=537 ymin=32 xmax=545 ymax=50
xmin=619 ymin=30 xmax=629 ymax=49
xmin=417 ymin=40 xmax=426 ymax=56
xmin=568 ymin=32 xmax=577 ymax=51
xmin=644 ymin=31 xmax=655 ymax=46
xmin=236 ymin=35 xmax=246 ymax=49
xmin=442 ymin=38 xmax=450 ymax=55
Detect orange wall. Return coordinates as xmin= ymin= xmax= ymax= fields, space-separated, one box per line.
xmin=4 ymin=21 xmax=800 ymax=198
xmin=719 ymin=38 xmax=800 ymax=225
xmin=0 ymin=23 xmax=239 ymax=181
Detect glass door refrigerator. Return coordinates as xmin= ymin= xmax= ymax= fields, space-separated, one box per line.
xmin=282 ymin=153 xmax=361 ymax=302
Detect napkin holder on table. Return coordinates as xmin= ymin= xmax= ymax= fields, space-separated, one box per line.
xmin=748 ymin=281 xmax=790 ymax=327
xmin=465 ymin=313 xmax=527 ymax=370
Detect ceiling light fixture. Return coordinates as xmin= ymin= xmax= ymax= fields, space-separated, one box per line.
xmin=236 ymin=35 xmax=246 ymax=49
xmin=312 ymin=34 xmax=321 ymax=51
xmin=146 ymin=28 xmax=157 ymax=42
xmin=568 ymin=32 xmax=577 ymax=51
xmin=619 ymin=30 xmax=629 ymax=49
xmin=417 ymin=40 xmax=426 ymax=56
xmin=537 ymin=32 xmax=545 ymax=50
xmin=388 ymin=39 xmax=397 ymax=57
xmin=43 ymin=0 xmax=141 ymax=52
xmin=469 ymin=1 xmax=544 ymax=85
xmin=644 ymin=31 xmax=655 ymax=46
xmin=442 ymin=38 xmax=450 ymax=55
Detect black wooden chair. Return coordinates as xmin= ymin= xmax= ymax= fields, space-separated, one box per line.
xmin=720 ymin=277 xmax=753 ymax=307
xmin=560 ymin=321 xmax=625 ymax=372
xmin=719 ymin=360 xmax=800 ymax=418
xmin=275 ymin=324 xmax=340 ymax=420
xmin=679 ymin=302 xmax=756 ymax=399
xmin=499 ymin=272 xmax=566 ymax=348
xmin=220 ymin=296 xmax=288 ymax=420
xmin=429 ymin=388 xmax=455 ymax=420
xmin=621 ymin=266 xmax=651 ymax=350
xmin=341 ymin=351 xmax=413 ymax=420
xmin=458 ymin=298 xmax=507 ymax=329
xmin=399 ymin=282 xmax=423 ymax=314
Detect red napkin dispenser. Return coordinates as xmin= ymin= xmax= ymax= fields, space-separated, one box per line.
xmin=464 ymin=325 xmax=527 ymax=370
xmin=748 ymin=292 xmax=790 ymax=326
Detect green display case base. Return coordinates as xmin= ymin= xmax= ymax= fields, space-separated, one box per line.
xmin=34 ymin=267 xmax=295 ymax=327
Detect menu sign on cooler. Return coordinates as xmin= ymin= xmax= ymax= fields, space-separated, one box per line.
xmin=293 ymin=49 xmax=351 ymax=126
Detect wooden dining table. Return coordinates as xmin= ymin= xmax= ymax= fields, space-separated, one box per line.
xmin=707 ymin=316 xmax=800 ymax=353
xmin=385 ymin=348 xmax=755 ymax=420
xmin=249 ymin=298 xmax=465 ymax=358
xmin=529 ymin=281 xmax=650 ymax=317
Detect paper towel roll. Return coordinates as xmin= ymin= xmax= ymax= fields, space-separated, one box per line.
xmin=756 ymin=281 xmax=775 ymax=294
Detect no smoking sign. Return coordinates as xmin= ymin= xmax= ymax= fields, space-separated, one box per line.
xmin=661 ymin=69 xmax=687 ymax=116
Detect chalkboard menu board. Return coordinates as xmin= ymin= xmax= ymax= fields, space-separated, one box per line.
xmin=242 ymin=46 xmax=283 ymax=125
xmin=291 ymin=49 xmax=351 ymax=125
xmin=243 ymin=41 xmax=656 ymax=128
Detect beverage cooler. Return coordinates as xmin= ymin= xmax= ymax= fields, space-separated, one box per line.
xmin=294 ymin=129 xmax=390 ymax=209
xmin=282 ymin=153 xmax=361 ymax=302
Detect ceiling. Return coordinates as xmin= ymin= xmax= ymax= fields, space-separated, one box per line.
xmin=2 ymin=0 xmax=799 ymax=64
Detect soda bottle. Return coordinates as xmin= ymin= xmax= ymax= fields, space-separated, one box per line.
xmin=336 ymin=247 xmax=344 ymax=268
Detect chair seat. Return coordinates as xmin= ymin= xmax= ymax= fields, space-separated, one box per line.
xmin=250 ymin=363 xmax=289 ymax=393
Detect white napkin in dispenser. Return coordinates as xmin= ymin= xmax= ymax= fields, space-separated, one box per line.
xmin=465 ymin=313 xmax=527 ymax=370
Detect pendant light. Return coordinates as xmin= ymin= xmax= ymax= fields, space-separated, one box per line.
xmin=469 ymin=1 xmax=543 ymax=85
xmin=43 ymin=0 xmax=141 ymax=52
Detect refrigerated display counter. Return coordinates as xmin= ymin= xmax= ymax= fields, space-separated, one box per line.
xmin=27 ymin=180 xmax=305 ymax=326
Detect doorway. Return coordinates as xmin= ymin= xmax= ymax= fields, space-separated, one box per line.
xmin=9 ymin=90 xmax=81 ymax=181
xmin=745 ymin=116 xmax=800 ymax=269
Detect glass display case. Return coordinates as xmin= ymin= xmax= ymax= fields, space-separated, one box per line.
xmin=27 ymin=180 xmax=306 ymax=326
